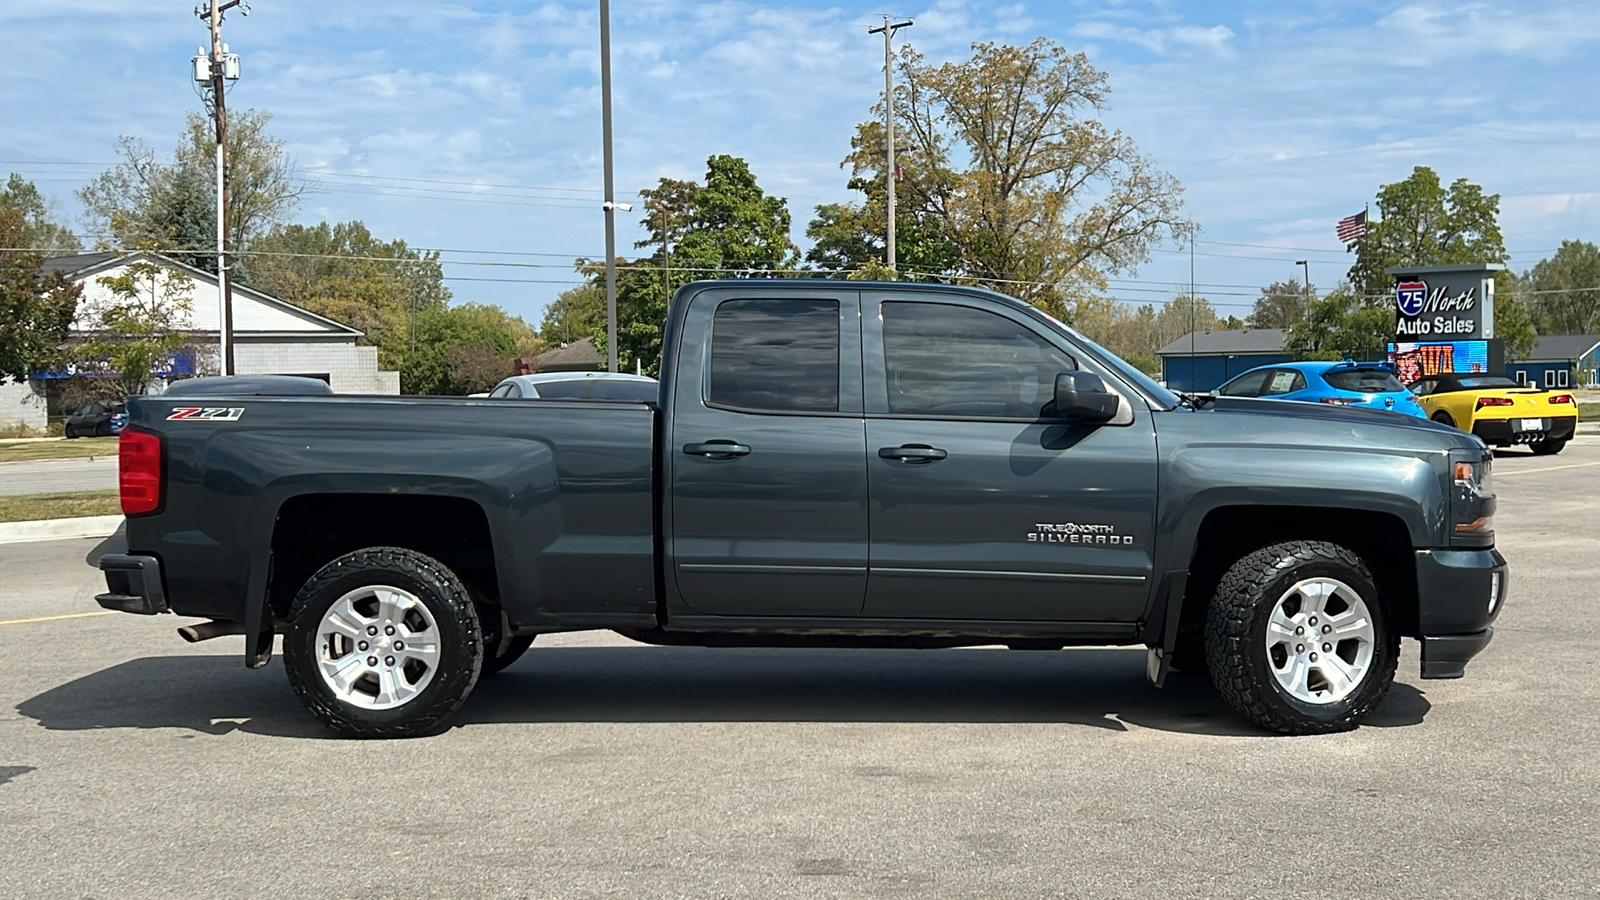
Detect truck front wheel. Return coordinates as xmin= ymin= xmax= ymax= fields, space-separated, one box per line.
xmin=283 ymin=547 xmax=483 ymax=738
xmin=1204 ymin=541 xmax=1399 ymax=735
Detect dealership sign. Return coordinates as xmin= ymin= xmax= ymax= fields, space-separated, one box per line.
xmin=1388 ymin=264 xmax=1501 ymax=341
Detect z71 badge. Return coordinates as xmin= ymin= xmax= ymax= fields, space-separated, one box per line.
xmin=166 ymin=407 xmax=245 ymax=422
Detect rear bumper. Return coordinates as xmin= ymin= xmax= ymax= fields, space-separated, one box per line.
xmin=1414 ymin=548 xmax=1507 ymax=678
xmin=96 ymin=553 xmax=169 ymax=615
xmin=1472 ymin=415 xmax=1576 ymax=446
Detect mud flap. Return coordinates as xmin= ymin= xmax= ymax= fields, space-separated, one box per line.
xmin=243 ymin=549 xmax=275 ymax=669
xmin=1143 ymin=571 xmax=1187 ymax=689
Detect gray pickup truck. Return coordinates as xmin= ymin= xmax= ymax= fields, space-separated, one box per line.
xmin=93 ymin=281 xmax=1506 ymax=737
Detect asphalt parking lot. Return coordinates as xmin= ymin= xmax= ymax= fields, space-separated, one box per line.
xmin=1 ymin=440 xmax=1597 ymax=899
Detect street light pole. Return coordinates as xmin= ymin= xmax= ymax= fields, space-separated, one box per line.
xmin=1295 ymin=259 xmax=1311 ymax=324
xmin=868 ymin=16 xmax=912 ymax=274
xmin=599 ymin=0 xmax=618 ymax=373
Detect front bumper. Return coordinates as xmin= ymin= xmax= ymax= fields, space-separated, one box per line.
xmin=1472 ymin=415 xmax=1576 ymax=446
xmin=97 ymin=552 xmax=169 ymax=615
xmin=1415 ymin=547 xmax=1507 ymax=678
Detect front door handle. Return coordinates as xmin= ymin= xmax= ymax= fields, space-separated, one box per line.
xmin=878 ymin=444 xmax=948 ymax=463
xmin=683 ymin=441 xmax=752 ymax=459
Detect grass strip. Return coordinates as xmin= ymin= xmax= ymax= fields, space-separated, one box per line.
xmin=0 ymin=490 xmax=122 ymax=523
xmin=0 ymin=437 xmax=120 ymax=463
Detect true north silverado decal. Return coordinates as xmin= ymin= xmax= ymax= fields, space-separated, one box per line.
xmin=166 ymin=407 xmax=246 ymax=421
xmin=1027 ymin=522 xmax=1134 ymax=545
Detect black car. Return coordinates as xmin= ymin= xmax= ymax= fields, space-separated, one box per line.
xmin=63 ymin=401 xmax=126 ymax=438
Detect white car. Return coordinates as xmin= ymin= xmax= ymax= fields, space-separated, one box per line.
xmin=485 ymin=372 xmax=658 ymax=402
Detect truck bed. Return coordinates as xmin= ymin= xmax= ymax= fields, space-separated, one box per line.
xmin=122 ymin=394 xmax=658 ymax=631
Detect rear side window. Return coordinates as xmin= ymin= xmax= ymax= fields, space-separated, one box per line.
xmin=1218 ymin=370 xmax=1270 ymax=397
xmin=709 ymin=299 xmax=840 ymax=413
xmin=1324 ymin=369 xmax=1404 ymax=393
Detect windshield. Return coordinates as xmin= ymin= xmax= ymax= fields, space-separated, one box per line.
xmin=1456 ymin=376 xmax=1520 ymax=389
xmin=1032 ymin=309 xmax=1183 ymax=409
xmin=1324 ymin=369 xmax=1405 ymax=393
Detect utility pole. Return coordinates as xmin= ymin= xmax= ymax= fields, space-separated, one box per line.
xmin=599 ymin=0 xmax=619 ymax=374
xmin=195 ymin=1 xmax=244 ymax=375
xmin=868 ymin=16 xmax=912 ymax=274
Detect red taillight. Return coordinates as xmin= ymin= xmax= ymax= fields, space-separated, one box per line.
xmin=1475 ymin=397 xmax=1514 ymax=409
xmin=1550 ymin=394 xmax=1574 ymax=405
xmin=1319 ymin=397 xmax=1358 ymax=405
xmin=119 ymin=428 xmax=162 ymax=516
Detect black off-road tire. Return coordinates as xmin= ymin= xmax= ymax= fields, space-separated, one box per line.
xmin=1204 ymin=541 xmax=1399 ymax=735
xmin=482 ymin=635 xmax=535 ymax=675
xmin=284 ymin=547 xmax=483 ymax=738
xmin=1531 ymin=438 xmax=1567 ymax=456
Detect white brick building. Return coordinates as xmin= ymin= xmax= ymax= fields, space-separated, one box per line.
xmin=0 ymin=252 xmax=399 ymax=430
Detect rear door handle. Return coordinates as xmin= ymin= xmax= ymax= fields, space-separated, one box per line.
xmin=878 ymin=444 xmax=948 ymax=463
xmin=683 ymin=441 xmax=752 ymax=459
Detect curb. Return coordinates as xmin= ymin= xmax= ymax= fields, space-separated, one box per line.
xmin=0 ymin=515 xmax=124 ymax=545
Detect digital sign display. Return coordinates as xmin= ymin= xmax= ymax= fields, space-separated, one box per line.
xmin=1387 ymin=340 xmax=1494 ymax=383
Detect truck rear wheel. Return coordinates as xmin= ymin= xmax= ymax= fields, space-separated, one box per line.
xmin=284 ymin=547 xmax=483 ymax=738
xmin=1204 ymin=541 xmax=1398 ymax=735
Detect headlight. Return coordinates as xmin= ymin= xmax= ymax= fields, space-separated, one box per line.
xmin=1452 ymin=456 xmax=1495 ymax=539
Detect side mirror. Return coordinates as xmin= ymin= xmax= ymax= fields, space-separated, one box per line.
xmin=1053 ymin=371 xmax=1119 ymax=423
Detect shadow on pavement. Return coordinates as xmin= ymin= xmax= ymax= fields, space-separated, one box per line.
xmin=15 ymin=646 xmax=1430 ymax=739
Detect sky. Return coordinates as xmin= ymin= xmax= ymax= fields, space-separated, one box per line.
xmin=3 ymin=0 xmax=1598 ymax=326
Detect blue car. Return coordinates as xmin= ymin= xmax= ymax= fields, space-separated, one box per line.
xmin=1213 ymin=361 xmax=1427 ymax=417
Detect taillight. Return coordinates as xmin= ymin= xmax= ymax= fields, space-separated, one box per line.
xmin=119 ymin=428 xmax=162 ymax=516
xmin=1475 ymin=397 xmax=1514 ymax=410
xmin=1319 ymin=397 xmax=1359 ymax=405
xmin=1549 ymin=394 xmax=1573 ymax=405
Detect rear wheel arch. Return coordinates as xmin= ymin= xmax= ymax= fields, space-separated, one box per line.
xmin=269 ymin=493 xmax=503 ymax=622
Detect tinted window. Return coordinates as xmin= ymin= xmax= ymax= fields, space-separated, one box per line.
xmin=589 ymin=380 xmax=658 ymax=402
xmin=1259 ymin=369 xmax=1306 ymax=396
xmin=1324 ymin=369 xmax=1404 ymax=393
xmin=529 ymin=380 xmax=591 ymax=400
xmin=882 ymin=302 xmax=1075 ymax=418
xmin=1218 ymin=370 xmax=1270 ymax=397
xmin=709 ymin=299 xmax=840 ymax=412
xmin=488 ymin=384 xmax=512 ymax=398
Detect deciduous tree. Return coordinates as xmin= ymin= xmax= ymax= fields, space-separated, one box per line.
xmin=0 ymin=210 xmax=80 ymax=383
xmin=839 ymin=38 xmax=1185 ymax=314
xmin=1346 ymin=167 xmax=1507 ymax=302
xmin=245 ymin=220 xmax=449 ymax=370
xmin=79 ymin=110 xmax=301 ymax=272
xmin=0 ymin=174 xmax=80 ymax=253
xmin=1248 ymin=279 xmax=1312 ymax=329
xmin=1518 ymin=239 xmax=1600 ymax=335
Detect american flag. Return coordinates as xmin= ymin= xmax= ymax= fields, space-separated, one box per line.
xmin=1336 ymin=210 xmax=1368 ymax=243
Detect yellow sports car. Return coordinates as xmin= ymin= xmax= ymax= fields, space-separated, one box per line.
xmin=1409 ymin=373 xmax=1579 ymax=455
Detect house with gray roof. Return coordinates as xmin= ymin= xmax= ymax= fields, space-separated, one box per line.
xmin=1506 ymin=335 xmax=1600 ymax=389
xmin=1155 ymin=329 xmax=1291 ymax=392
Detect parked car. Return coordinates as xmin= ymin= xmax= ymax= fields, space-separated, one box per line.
xmin=63 ymin=401 xmax=127 ymax=438
xmin=1409 ymin=373 xmax=1579 ymax=455
xmin=1214 ymin=361 xmax=1426 ymax=418
xmin=91 ymin=281 xmax=1504 ymax=738
xmin=486 ymin=372 xmax=658 ymax=402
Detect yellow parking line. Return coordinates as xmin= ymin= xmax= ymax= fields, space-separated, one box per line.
xmin=0 ymin=610 xmax=118 ymax=626
xmin=1498 ymin=460 xmax=1600 ymax=477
